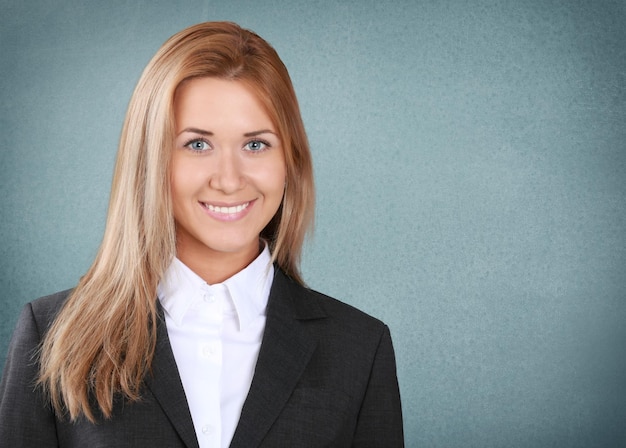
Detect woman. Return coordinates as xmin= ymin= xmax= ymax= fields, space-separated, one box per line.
xmin=0 ymin=22 xmax=403 ymax=447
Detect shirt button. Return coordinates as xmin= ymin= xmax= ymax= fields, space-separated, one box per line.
xmin=201 ymin=344 xmax=215 ymax=358
xmin=202 ymin=424 xmax=214 ymax=434
xmin=203 ymin=294 xmax=215 ymax=303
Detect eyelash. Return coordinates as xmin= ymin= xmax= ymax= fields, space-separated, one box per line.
xmin=182 ymin=138 xmax=271 ymax=153
xmin=244 ymin=139 xmax=271 ymax=153
xmin=183 ymin=138 xmax=211 ymax=152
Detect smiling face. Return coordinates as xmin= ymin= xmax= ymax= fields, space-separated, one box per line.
xmin=171 ymin=77 xmax=286 ymax=282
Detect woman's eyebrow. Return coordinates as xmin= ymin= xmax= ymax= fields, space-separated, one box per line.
xmin=244 ymin=129 xmax=276 ymax=137
xmin=178 ymin=127 xmax=213 ymax=136
xmin=178 ymin=128 xmax=275 ymax=137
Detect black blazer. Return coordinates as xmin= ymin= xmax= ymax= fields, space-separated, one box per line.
xmin=0 ymin=269 xmax=404 ymax=447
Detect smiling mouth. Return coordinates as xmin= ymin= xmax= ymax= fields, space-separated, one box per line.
xmin=201 ymin=201 xmax=250 ymax=215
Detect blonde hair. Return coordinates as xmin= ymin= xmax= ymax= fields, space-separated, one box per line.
xmin=38 ymin=21 xmax=314 ymax=422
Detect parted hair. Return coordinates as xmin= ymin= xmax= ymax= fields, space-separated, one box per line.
xmin=38 ymin=21 xmax=314 ymax=422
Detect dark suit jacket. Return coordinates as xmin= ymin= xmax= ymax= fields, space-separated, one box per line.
xmin=0 ymin=269 xmax=404 ymax=447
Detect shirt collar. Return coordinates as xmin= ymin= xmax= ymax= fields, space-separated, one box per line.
xmin=157 ymin=244 xmax=273 ymax=331
xmin=223 ymin=245 xmax=273 ymax=330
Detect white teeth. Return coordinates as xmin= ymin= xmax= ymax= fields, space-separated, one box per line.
xmin=206 ymin=202 xmax=249 ymax=214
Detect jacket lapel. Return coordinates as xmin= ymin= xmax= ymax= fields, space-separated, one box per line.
xmin=144 ymin=307 xmax=200 ymax=448
xmin=229 ymin=269 xmax=326 ymax=448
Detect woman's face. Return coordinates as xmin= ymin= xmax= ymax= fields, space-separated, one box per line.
xmin=171 ymin=77 xmax=286 ymax=269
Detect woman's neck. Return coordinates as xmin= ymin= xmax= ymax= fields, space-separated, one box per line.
xmin=175 ymin=240 xmax=262 ymax=284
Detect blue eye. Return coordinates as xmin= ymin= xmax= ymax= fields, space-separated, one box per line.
xmin=245 ymin=140 xmax=268 ymax=152
xmin=185 ymin=139 xmax=211 ymax=151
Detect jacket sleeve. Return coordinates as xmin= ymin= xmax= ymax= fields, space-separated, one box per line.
xmin=353 ymin=325 xmax=405 ymax=447
xmin=0 ymin=303 xmax=59 ymax=447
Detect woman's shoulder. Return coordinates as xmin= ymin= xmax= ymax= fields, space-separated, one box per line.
xmin=308 ymin=287 xmax=385 ymax=328
xmin=30 ymin=288 xmax=72 ymax=312
xmin=25 ymin=289 xmax=73 ymax=331
xmin=276 ymin=270 xmax=389 ymax=342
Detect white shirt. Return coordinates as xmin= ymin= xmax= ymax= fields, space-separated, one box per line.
xmin=157 ymin=246 xmax=273 ymax=448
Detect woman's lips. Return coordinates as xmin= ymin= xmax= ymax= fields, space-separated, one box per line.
xmin=199 ymin=200 xmax=254 ymax=221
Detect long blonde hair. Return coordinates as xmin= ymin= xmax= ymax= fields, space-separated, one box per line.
xmin=38 ymin=21 xmax=314 ymax=422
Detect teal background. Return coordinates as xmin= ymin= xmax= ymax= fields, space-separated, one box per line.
xmin=1 ymin=1 xmax=625 ymax=446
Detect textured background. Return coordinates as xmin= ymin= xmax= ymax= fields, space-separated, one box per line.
xmin=1 ymin=1 xmax=625 ymax=446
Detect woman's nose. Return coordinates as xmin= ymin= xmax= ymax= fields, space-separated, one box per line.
xmin=208 ymin=149 xmax=245 ymax=193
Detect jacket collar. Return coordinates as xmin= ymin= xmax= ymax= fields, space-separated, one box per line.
xmin=230 ymin=268 xmax=326 ymax=447
xmin=144 ymin=303 xmax=200 ymax=448
xmin=145 ymin=268 xmax=326 ymax=448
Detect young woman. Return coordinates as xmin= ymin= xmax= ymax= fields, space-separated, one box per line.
xmin=0 ymin=22 xmax=404 ymax=447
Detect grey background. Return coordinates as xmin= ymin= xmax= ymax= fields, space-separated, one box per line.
xmin=1 ymin=1 xmax=625 ymax=446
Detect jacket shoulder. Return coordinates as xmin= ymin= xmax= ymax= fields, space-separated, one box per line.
xmin=308 ymin=288 xmax=386 ymax=330
xmin=276 ymin=270 xmax=389 ymax=342
xmin=0 ymin=290 xmax=73 ymax=447
xmin=29 ymin=289 xmax=73 ymax=334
